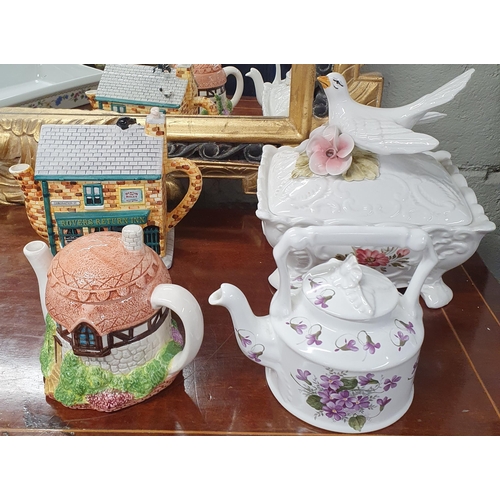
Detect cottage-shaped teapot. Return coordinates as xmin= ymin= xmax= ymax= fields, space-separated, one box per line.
xmin=193 ymin=64 xmax=244 ymax=115
xmin=209 ymin=225 xmax=438 ymax=433
xmin=24 ymin=224 xmax=203 ymax=412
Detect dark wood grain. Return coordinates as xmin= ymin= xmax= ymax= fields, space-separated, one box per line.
xmin=1 ymin=204 xmax=499 ymax=435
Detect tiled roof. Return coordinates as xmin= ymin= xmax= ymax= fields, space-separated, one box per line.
xmin=35 ymin=124 xmax=164 ymax=179
xmin=95 ymin=64 xmax=188 ymax=108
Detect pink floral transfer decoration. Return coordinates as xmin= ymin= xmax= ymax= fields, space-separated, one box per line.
xmin=336 ymin=247 xmax=411 ymax=274
xmin=306 ymin=125 xmax=355 ymax=176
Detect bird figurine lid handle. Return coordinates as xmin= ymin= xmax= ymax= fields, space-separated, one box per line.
xmin=302 ymin=253 xmax=397 ymax=321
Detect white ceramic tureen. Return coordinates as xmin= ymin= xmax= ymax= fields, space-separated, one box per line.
xmin=256 ymin=69 xmax=495 ymax=308
xmin=210 ymin=225 xmax=438 ymax=433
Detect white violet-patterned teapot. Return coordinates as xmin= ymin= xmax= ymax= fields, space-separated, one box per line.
xmin=209 ymin=225 xmax=438 ymax=433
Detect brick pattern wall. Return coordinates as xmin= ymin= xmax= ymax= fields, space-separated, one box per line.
xmin=9 ymin=164 xmax=48 ymax=239
xmin=47 ymin=178 xmax=165 ymax=253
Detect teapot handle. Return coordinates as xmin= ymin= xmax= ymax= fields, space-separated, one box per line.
xmin=223 ymin=66 xmax=244 ymax=109
xmin=271 ymin=225 xmax=438 ymax=318
xmin=165 ymin=158 xmax=203 ymax=231
xmin=150 ymin=284 xmax=204 ymax=375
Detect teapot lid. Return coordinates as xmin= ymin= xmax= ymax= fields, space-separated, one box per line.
xmin=302 ymin=254 xmax=399 ymax=321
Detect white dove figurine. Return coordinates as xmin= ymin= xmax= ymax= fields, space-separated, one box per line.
xmin=317 ymin=68 xmax=475 ymax=155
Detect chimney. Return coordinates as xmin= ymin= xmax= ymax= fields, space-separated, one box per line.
xmin=121 ymin=225 xmax=144 ymax=252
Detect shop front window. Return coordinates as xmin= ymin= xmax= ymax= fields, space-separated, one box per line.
xmin=84 ymin=184 xmax=104 ymax=207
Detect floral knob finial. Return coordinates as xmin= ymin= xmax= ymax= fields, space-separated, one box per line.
xmin=306 ymin=125 xmax=355 ymax=176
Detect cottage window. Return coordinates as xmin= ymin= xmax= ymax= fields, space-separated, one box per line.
xmin=111 ymin=104 xmax=126 ymax=113
xmin=56 ymin=307 xmax=169 ymax=358
xmin=62 ymin=227 xmax=84 ymax=244
xmin=143 ymin=225 xmax=160 ymax=254
xmin=74 ymin=323 xmax=102 ymax=355
xmin=84 ymin=185 xmax=104 ymax=207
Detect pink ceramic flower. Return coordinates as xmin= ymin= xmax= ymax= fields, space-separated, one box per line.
xmin=306 ymin=125 xmax=355 ymax=176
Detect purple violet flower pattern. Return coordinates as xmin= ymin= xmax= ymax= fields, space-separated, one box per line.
xmin=287 ymin=319 xmax=307 ymax=335
xmin=335 ymin=339 xmax=359 ymax=352
xmin=320 ymin=374 xmax=343 ymax=391
xmin=377 ymin=396 xmax=392 ymax=410
xmin=308 ymin=278 xmax=324 ymax=290
xmin=394 ymin=331 xmax=409 ymax=351
xmin=297 ymin=369 xmax=311 ymax=383
xmin=235 ymin=329 xmax=264 ymax=363
xmin=383 ymin=375 xmax=401 ymax=392
xmin=306 ymin=331 xmax=323 ymax=346
xmin=324 ymin=402 xmax=347 ymax=421
xmin=293 ymin=367 xmax=405 ymax=432
xmin=314 ymin=295 xmax=331 ymax=309
xmin=238 ymin=332 xmax=252 ymax=348
xmin=247 ymin=349 xmax=264 ymax=363
xmin=363 ymin=334 xmax=381 ymax=355
xmin=359 ymin=373 xmax=375 ymax=386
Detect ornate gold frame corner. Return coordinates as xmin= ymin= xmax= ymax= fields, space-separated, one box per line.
xmin=0 ymin=64 xmax=383 ymax=201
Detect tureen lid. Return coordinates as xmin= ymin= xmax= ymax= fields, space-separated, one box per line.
xmin=264 ymin=149 xmax=473 ymax=227
xmin=302 ymin=254 xmax=399 ymax=320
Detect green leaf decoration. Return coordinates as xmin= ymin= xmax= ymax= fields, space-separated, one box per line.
xmin=340 ymin=377 xmax=358 ymax=391
xmin=342 ymin=148 xmax=379 ymax=182
xmin=349 ymin=415 xmax=367 ymax=432
xmin=40 ymin=314 xmax=57 ymax=377
xmin=289 ymin=147 xmax=379 ymax=181
xmin=291 ymin=152 xmax=314 ymax=179
xmin=306 ymin=394 xmax=324 ymax=411
xmin=53 ymin=339 xmax=183 ymax=407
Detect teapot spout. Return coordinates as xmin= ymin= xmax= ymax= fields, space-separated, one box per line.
xmin=209 ymin=283 xmax=276 ymax=366
xmin=245 ymin=68 xmax=264 ymax=106
xmin=23 ymin=240 xmax=52 ymax=321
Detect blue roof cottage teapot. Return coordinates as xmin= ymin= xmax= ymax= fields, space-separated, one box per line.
xmin=209 ymin=225 xmax=438 ymax=433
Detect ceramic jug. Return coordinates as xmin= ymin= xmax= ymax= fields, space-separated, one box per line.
xmin=193 ymin=64 xmax=244 ymax=115
xmin=245 ymin=64 xmax=291 ymax=116
xmin=24 ymin=224 xmax=204 ymax=412
xmin=209 ymin=225 xmax=438 ymax=433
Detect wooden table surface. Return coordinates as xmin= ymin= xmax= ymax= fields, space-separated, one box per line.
xmin=1 ymin=203 xmax=499 ymax=436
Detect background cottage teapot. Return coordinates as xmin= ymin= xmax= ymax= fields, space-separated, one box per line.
xmin=209 ymin=225 xmax=438 ymax=433
xmin=24 ymin=224 xmax=203 ymax=412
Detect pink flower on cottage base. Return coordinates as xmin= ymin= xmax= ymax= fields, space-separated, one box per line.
xmin=306 ymin=125 xmax=355 ymax=176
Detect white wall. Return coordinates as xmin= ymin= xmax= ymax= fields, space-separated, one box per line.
xmin=363 ymin=64 xmax=499 ymax=282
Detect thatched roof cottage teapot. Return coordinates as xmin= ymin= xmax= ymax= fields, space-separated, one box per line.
xmin=209 ymin=225 xmax=438 ymax=433
xmin=24 ymin=224 xmax=203 ymax=412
